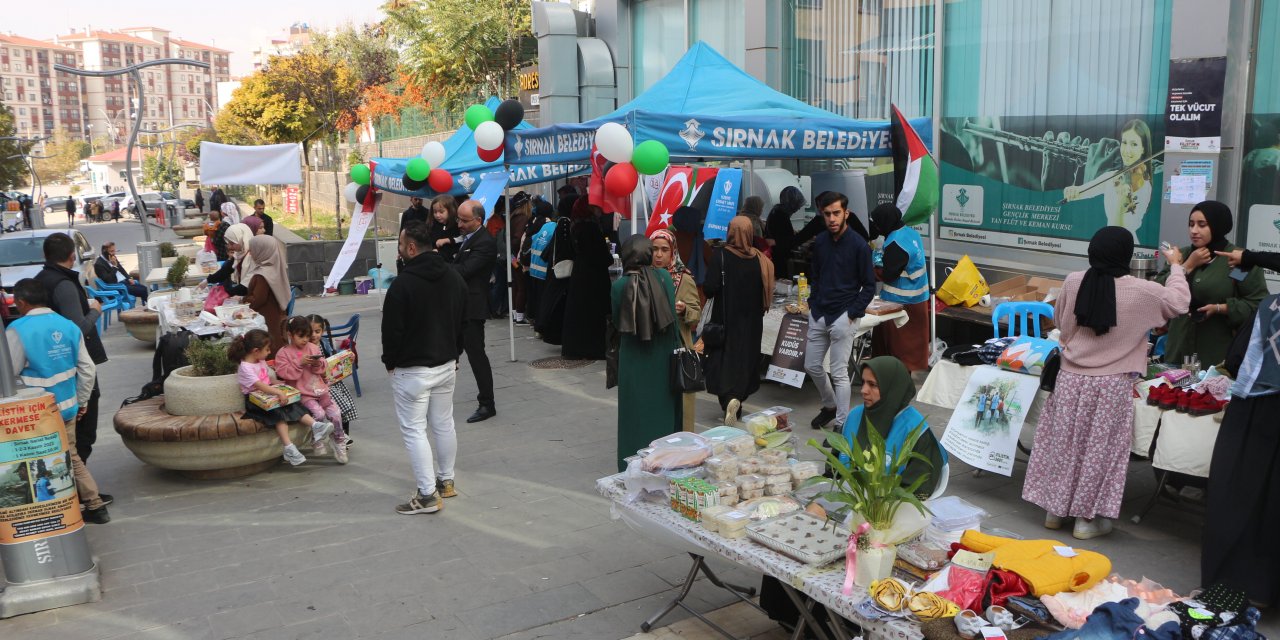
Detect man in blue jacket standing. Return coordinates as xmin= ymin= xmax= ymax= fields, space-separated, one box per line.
xmin=804 ymin=191 xmax=876 ymax=431
xmin=6 ymin=279 xmax=110 ymax=523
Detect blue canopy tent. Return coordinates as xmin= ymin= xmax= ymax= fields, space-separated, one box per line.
xmin=502 ymin=41 xmax=932 ymax=166
xmin=371 ymin=97 xmax=588 ymax=197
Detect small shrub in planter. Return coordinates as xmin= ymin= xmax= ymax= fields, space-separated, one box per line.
xmin=183 ymin=338 xmax=238 ymax=377
xmin=166 ymin=256 xmax=190 ymax=289
xmin=159 ymin=242 xmax=177 ymax=258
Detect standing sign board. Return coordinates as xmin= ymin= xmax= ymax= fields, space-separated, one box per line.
xmin=764 ymin=313 xmax=809 ymax=388
xmin=284 ymin=186 xmax=300 ymax=215
xmin=703 ymin=168 xmax=743 ymax=241
xmin=1164 ymin=57 xmax=1228 ymax=154
xmin=939 ymin=366 xmax=1042 ymax=476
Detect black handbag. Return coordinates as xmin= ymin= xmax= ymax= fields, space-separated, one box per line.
xmin=699 ymin=250 xmax=728 ymax=350
xmin=670 ymin=347 xmax=706 ymax=392
xmin=1039 ymin=349 xmax=1062 ymax=392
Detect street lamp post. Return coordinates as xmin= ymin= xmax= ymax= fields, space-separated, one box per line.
xmin=56 ymin=58 xmax=211 ymax=242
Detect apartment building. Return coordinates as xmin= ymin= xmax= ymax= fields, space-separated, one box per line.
xmin=54 ymin=27 xmax=231 ymax=143
xmin=251 ymin=22 xmax=311 ymax=74
xmin=0 ymin=34 xmax=87 ymax=140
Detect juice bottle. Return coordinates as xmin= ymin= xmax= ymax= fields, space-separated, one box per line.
xmin=797 ymin=273 xmax=810 ymax=304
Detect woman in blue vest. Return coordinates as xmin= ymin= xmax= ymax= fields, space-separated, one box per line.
xmin=841 ymin=356 xmax=947 ymax=498
xmin=868 ymin=203 xmax=931 ymax=371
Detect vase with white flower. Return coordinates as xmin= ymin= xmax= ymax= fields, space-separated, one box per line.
xmin=804 ymin=419 xmax=932 ymax=590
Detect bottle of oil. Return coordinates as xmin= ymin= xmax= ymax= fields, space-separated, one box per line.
xmin=797 ymin=273 xmax=810 ymax=304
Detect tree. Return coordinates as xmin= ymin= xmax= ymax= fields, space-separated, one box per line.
xmin=383 ymin=0 xmax=536 ymax=114
xmin=32 ymin=131 xmax=88 ymax=185
xmin=143 ymin=152 xmax=182 ymax=192
xmin=0 ymin=101 xmax=30 ymax=190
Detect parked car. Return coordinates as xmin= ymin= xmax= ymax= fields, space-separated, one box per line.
xmin=0 ymin=228 xmax=96 ymax=292
xmin=128 ymin=191 xmax=197 ymax=220
xmin=42 ymin=196 xmax=75 ymax=215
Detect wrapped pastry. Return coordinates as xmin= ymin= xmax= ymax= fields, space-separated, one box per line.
xmin=704 ymin=456 xmax=740 ymax=482
xmin=737 ymin=457 xmax=763 ymax=474
xmin=790 ymin=461 xmax=823 ymax=483
xmin=735 ymin=474 xmax=765 ymax=491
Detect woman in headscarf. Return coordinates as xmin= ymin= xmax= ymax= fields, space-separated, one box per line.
xmin=1023 ymin=227 xmax=1189 ymax=539
xmin=242 ymin=214 xmax=264 ymax=236
xmin=536 ymin=194 xmax=578 ymax=344
xmin=1203 ymin=249 xmax=1280 ymax=607
xmin=1156 ymin=201 xmax=1268 ymax=367
xmin=739 ymin=195 xmax=766 ymax=240
xmin=867 ymin=203 xmax=931 ymax=371
xmin=651 ymin=227 xmax=702 ymax=431
xmin=205 ymin=222 xmax=256 ymax=296
xmin=610 ymin=236 xmax=680 ymax=471
xmin=843 ymin=356 xmax=948 ymax=497
xmin=764 ymin=186 xmax=807 ymax=278
xmin=219 ymin=201 xmax=241 ymax=225
xmin=561 ymin=202 xmax=613 ymax=360
xmin=240 ymin=235 xmax=293 ymax=357
xmin=704 ymin=216 xmax=775 ymax=425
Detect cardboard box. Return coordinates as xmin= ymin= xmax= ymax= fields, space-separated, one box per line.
xmin=324 ymin=350 xmax=355 ymax=384
xmin=248 ymin=385 xmax=301 ymax=410
xmin=971 ymin=276 xmax=1063 ymax=316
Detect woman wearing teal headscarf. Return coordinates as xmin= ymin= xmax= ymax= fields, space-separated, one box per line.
xmin=841 ymin=356 xmax=947 ymax=497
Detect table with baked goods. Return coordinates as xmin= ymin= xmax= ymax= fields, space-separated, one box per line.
xmin=759 ymin=306 xmax=909 ymax=356
xmin=596 ymin=473 xmax=923 ymax=640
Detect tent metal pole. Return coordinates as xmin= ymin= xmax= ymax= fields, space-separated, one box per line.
xmin=928 ymin=0 xmax=945 ymax=365
xmin=504 ymin=176 xmax=516 ymax=362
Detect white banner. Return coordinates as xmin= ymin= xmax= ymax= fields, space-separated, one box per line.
xmin=939 ymin=365 xmax=1041 ymax=476
xmin=323 ymin=193 xmax=377 ymax=292
xmin=199 ymin=142 xmax=302 ymax=185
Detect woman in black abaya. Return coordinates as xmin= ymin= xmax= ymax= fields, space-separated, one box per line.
xmin=561 ymin=202 xmax=613 ymax=359
xmin=536 ymin=194 xmax=577 ymax=344
xmin=704 ymin=216 xmax=775 ymax=424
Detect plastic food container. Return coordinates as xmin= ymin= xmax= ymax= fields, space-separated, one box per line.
xmin=701 ymin=505 xmax=732 ymax=532
xmin=704 ymin=456 xmax=740 ymax=481
xmin=757 ymin=449 xmax=789 ymax=465
xmin=725 ymin=435 xmax=757 ymax=457
xmin=738 ymin=457 xmax=763 ymax=474
xmin=741 ymin=406 xmax=794 ymax=434
xmin=760 ymin=463 xmax=790 ymax=476
xmin=764 ymin=484 xmax=792 ymax=496
xmin=789 ymin=461 xmax=822 ymax=483
xmin=718 ymin=510 xmax=751 ymax=538
xmin=925 ymin=496 xmax=988 ymax=532
xmin=735 ymin=474 xmax=765 ymax=491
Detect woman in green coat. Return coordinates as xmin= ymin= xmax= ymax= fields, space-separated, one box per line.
xmin=1156 ymin=201 xmax=1268 ymax=367
xmin=611 ymin=236 xmax=682 ymax=471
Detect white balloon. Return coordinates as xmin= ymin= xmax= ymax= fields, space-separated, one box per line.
xmin=343 ymin=182 xmax=360 ymax=203
xmin=474 ymin=121 xmax=505 ymax=151
xmin=421 ymin=140 xmax=446 ymax=168
xmin=596 ymin=122 xmax=634 ymax=164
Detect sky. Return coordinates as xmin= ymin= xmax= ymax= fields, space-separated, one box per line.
xmin=6 ymin=0 xmax=385 ymax=76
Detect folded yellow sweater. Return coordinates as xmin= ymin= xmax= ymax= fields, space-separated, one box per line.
xmin=960 ymin=530 xmax=1111 ymax=596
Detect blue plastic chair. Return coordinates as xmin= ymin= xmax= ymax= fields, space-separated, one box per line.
xmin=86 ymin=287 xmax=122 ymax=332
xmin=285 ymin=286 xmax=300 ymax=316
xmin=325 ymin=313 xmax=362 ymax=397
xmin=94 ymin=278 xmax=135 ymax=311
xmin=992 ymin=301 xmax=1054 ymax=339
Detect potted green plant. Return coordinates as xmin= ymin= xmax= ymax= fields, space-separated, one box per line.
xmin=165 ymin=256 xmax=190 ymax=289
xmin=164 ymin=338 xmax=244 ymax=416
xmin=805 ymin=421 xmax=932 ymax=587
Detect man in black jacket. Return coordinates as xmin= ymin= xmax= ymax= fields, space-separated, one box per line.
xmin=247 ymin=199 xmax=274 ymax=236
xmin=383 ymin=221 xmax=468 ymax=515
xmin=450 ymin=200 xmax=499 ymax=423
xmin=207 ymin=186 xmax=226 ymax=213
xmin=399 ymin=196 xmax=430 ymax=232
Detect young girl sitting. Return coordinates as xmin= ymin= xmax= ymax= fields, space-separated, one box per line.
xmin=275 ymin=317 xmax=350 ymax=463
xmin=308 ymin=313 xmax=359 ymax=447
xmin=229 ymin=329 xmax=333 ymax=466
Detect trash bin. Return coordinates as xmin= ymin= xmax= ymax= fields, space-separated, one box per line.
xmin=136 ymin=241 xmax=161 ymax=288
xmin=169 ymin=203 xmax=184 ymax=226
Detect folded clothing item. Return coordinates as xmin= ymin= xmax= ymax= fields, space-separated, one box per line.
xmin=960 ymin=530 xmax=1111 ymax=597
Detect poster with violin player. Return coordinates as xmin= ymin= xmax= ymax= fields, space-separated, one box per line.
xmin=938 ymin=114 xmax=1165 ymax=257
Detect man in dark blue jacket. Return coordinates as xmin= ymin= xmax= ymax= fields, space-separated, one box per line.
xmin=803 ymin=191 xmax=876 ymax=431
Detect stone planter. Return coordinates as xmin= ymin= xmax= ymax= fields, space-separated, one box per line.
xmin=173 ymin=224 xmax=205 ymax=240
xmin=115 ymin=398 xmax=309 ymax=479
xmin=161 ymin=256 xmax=177 ymax=268
xmin=164 ymin=365 xmax=244 ymax=416
xmin=119 ymin=308 xmax=160 ymax=344
xmin=175 ymin=242 xmax=201 ymax=258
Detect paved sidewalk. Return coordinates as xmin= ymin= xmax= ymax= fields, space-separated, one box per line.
xmin=2 ymin=290 xmax=1268 ymax=639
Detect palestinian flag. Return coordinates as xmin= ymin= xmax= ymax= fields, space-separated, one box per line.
xmin=890 ymin=104 xmax=938 ymax=226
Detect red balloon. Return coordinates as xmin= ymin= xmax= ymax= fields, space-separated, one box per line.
xmin=428 ymin=168 xmax=453 ymax=193
xmin=605 ymin=162 xmax=639 ymax=197
xmin=478 ymin=145 xmax=503 ymax=162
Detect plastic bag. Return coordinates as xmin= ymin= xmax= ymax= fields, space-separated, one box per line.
xmin=641 ymin=433 xmax=712 ymax=472
xmin=203 ymin=284 xmax=231 ymax=313
xmin=919 ymin=563 xmax=988 ymax=611
xmin=937 ymin=255 xmax=990 ymax=307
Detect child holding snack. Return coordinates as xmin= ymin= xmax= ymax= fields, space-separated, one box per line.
xmin=275 ymin=317 xmax=349 ymax=463
xmin=308 ymin=314 xmax=359 ymax=447
xmin=229 ymin=329 xmax=333 ymax=466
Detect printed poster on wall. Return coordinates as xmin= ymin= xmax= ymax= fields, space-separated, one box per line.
xmin=764 ymin=313 xmax=809 ymax=388
xmin=939 ymin=114 xmax=1165 ymax=257
xmin=1 ymin=393 xmax=83 ymax=545
xmin=1165 ymin=57 xmax=1227 ymax=154
xmin=939 ymin=365 xmax=1041 ymax=476
xmin=704 ymin=168 xmax=743 ymax=241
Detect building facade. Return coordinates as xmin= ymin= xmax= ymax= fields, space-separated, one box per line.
xmin=0 ymin=35 xmax=87 ymax=140
xmin=251 ymin=22 xmax=311 ymax=74
xmin=535 ymin=0 xmax=1278 ymax=285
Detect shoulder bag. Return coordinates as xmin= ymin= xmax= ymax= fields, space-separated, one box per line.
xmin=669 ymin=347 xmax=706 ymax=392
xmin=699 ymin=250 xmax=728 ymax=349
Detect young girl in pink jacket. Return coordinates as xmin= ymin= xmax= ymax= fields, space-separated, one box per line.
xmin=275 ymin=317 xmax=349 ymax=464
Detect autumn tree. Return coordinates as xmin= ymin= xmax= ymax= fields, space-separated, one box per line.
xmin=32 ymin=130 xmax=88 ymax=185
xmin=143 ymin=152 xmax=182 ymax=192
xmin=0 ymin=101 xmax=29 ymax=190
xmin=382 ymin=0 xmax=536 ymax=114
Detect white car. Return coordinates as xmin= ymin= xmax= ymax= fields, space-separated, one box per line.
xmin=0 ymin=229 xmax=96 ymax=292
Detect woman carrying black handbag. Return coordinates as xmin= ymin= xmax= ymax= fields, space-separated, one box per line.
xmin=703 ymin=216 xmax=775 ymax=425
xmin=651 ymin=228 xmax=704 ymax=430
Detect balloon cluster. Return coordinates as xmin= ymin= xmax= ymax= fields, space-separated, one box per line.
xmin=466 ymin=99 xmax=524 ymax=163
xmin=595 ymin=122 xmax=670 ymax=197
xmin=345 ymin=164 xmax=375 ymax=206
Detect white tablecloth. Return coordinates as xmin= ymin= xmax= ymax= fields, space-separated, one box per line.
xmin=760 ymin=307 xmax=908 ymax=354
xmin=915 ymin=360 xmax=1044 ymax=450
xmin=1152 ymin=411 xmax=1220 ymax=478
xmin=143 ymin=266 xmax=208 ymax=288
xmin=596 ymin=474 xmax=923 ymax=640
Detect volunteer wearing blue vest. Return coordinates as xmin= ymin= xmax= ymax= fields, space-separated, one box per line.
xmin=6 ymin=279 xmax=111 ymax=523
xmin=868 ymin=203 xmax=931 ymax=372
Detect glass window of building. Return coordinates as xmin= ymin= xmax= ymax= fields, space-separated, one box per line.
xmin=1240 ymin=0 xmax=1280 ymax=261
xmin=632 ymin=0 xmax=687 ymax=95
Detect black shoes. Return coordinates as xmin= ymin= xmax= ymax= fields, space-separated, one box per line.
xmin=82 ymin=493 xmax=114 ymax=507
xmin=811 ymin=407 xmax=837 ymax=429
xmin=466 ymin=405 xmax=497 ymax=423
xmin=84 ymin=505 xmax=111 ymax=524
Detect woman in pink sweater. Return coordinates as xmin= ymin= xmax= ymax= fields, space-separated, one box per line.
xmin=275 ymin=317 xmax=349 ymax=464
xmin=1022 ymin=227 xmax=1189 ymax=540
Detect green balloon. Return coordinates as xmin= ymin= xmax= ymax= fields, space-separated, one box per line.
xmin=632 ymin=140 xmax=670 ymax=175
xmin=406 ymin=157 xmax=430 ymax=181
xmin=350 ymin=164 xmax=371 ymax=186
xmin=465 ymin=104 xmax=495 ymax=131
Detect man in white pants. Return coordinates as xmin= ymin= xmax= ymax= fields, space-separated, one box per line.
xmin=803 ymin=191 xmax=877 ymax=431
xmin=382 ymin=221 xmax=469 ymax=514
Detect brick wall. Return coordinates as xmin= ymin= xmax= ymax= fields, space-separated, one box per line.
xmin=284 ymin=239 xmax=380 ymax=296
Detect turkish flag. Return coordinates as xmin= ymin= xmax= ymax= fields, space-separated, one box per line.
xmin=588 ymin=144 xmax=632 ymax=217
xmin=644 ymin=166 xmax=721 ymax=237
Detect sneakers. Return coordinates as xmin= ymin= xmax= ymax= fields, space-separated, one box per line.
xmin=344 ymin=437 xmax=355 ymax=448
xmin=283 ymin=443 xmax=306 ymax=466
xmin=1044 ymin=512 xmax=1064 ymax=530
xmin=437 ymin=478 xmax=457 ymax=498
xmin=333 ymin=437 xmax=349 ymax=465
xmin=811 ymin=406 xmax=837 ymax=429
xmin=395 ymin=490 xmax=443 ymax=515
xmin=1072 ymin=517 xmax=1114 ymax=540
xmin=83 ymin=505 xmax=111 ymax=524
xmin=311 ymin=420 xmax=334 ymax=443
xmin=985 ymin=605 xmax=1016 ymax=631
xmin=954 ymin=610 xmax=984 ymax=639
xmin=724 ymin=399 xmax=741 ymax=426
xmin=313 ymin=439 xmax=330 ymax=456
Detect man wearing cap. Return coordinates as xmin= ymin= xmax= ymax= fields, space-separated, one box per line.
xmin=401 ymin=196 xmax=430 ymax=232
